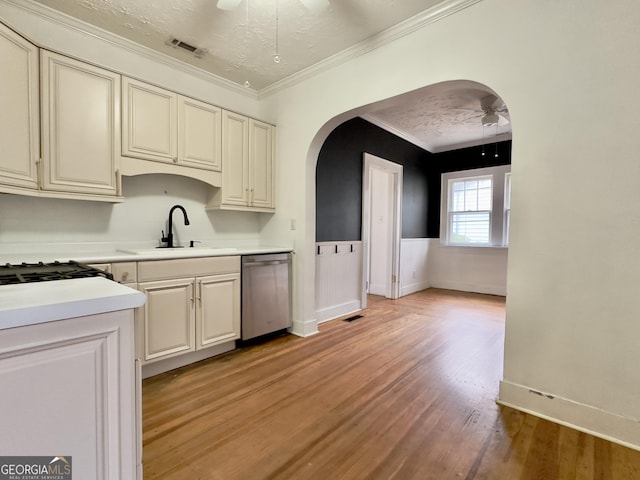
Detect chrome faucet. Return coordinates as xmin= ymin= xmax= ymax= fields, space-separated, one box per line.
xmin=161 ymin=205 xmax=190 ymax=248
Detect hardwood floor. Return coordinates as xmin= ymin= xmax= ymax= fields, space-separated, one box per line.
xmin=142 ymin=289 xmax=640 ymax=479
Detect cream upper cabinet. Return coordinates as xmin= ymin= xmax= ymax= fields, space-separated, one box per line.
xmin=122 ymin=77 xmax=177 ymax=163
xmin=220 ymin=110 xmax=250 ymax=206
xmin=41 ymin=51 xmax=121 ymax=197
xmin=179 ymin=96 xmax=222 ymax=171
xmin=249 ymin=118 xmax=275 ymax=210
xmin=0 ymin=23 xmax=39 ymax=191
xmin=122 ymin=77 xmax=221 ymax=172
xmin=208 ymin=111 xmax=275 ymax=212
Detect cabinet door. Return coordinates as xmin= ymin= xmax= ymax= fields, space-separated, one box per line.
xmin=221 ymin=110 xmax=249 ymax=206
xmin=249 ymin=119 xmax=275 ymax=210
xmin=122 ymin=77 xmax=177 ymax=163
xmin=196 ymin=273 xmax=240 ymax=349
xmin=179 ymin=96 xmax=222 ymax=171
xmin=41 ymin=51 xmax=120 ymax=196
xmin=138 ymin=278 xmax=195 ymax=363
xmin=0 ymin=310 xmax=137 ymax=479
xmin=0 ymin=23 xmax=39 ymax=191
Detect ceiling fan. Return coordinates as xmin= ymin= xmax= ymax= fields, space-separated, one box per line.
xmin=217 ymin=0 xmax=330 ymax=14
xmin=478 ymin=94 xmax=510 ymax=127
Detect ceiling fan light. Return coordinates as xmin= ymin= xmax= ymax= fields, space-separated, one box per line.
xmin=481 ymin=113 xmax=499 ymax=127
xmin=217 ymin=0 xmax=242 ymax=10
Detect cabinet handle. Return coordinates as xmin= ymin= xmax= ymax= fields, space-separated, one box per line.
xmin=115 ymin=169 xmax=122 ymax=196
xmin=189 ymin=283 xmax=194 ymax=304
xmin=197 ymin=282 xmax=202 ymax=302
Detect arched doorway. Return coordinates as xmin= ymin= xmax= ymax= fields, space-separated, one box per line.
xmin=312 ymin=80 xmax=512 ymax=324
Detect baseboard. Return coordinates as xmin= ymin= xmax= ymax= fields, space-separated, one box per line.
xmin=498 ymin=380 xmax=640 ymax=451
xmin=141 ymin=342 xmax=236 ymax=379
xmin=430 ymin=280 xmax=506 ymax=296
xmin=290 ymin=317 xmax=320 ymax=337
xmin=315 ymin=300 xmax=362 ymax=324
xmin=400 ymin=280 xmax=430 ymax=297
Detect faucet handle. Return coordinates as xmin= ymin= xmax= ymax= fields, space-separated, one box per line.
xmin=160 ymin=230 xmax=169 ymax=244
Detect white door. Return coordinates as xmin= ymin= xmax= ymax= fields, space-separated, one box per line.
xmin=368 ymin=167 xmax=394 ymax=296
xmin=361 ymin=153 xmax=403 ymax=307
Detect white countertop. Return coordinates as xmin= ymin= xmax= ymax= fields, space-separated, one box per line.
xmin=0 ymin=277 xmax=146 ymax=331
xmin=0 ymin=243 xmax=294 ymax=265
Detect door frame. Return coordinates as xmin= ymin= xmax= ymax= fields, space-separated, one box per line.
xmin=361 ymin=153 xmax=403 ymax=308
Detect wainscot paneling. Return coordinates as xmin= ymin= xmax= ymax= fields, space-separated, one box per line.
xmin=315 ymin=242 xmax=362 ymax=323
xmin=399 ymin=238 xmax=431 ymax=296
xmin=428 ymin=240 xmax=508 ymax=296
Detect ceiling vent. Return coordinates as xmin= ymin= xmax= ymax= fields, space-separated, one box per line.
xmin=166 ymin=37 xmax=207 ymax=58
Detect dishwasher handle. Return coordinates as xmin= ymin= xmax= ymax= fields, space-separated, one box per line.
xmin=243 ymin=260 xmax=289 ymax=267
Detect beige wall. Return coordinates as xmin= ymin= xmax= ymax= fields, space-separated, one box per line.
xmin=260 ymin=0 xmax=640 ymax=446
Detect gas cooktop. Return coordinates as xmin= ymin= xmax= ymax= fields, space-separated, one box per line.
xmin=0 ymin=261 xmax=114 ymax=285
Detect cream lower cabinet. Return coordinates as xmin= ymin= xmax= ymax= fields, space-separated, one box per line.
xmin=136 ymin=256 xmax=240 ymax=364
xmin=0 ymin=310 xmax=139 ymax=479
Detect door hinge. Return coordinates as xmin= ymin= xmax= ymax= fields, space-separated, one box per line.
xmin=392 ymin=275 xmax=397 ymax=283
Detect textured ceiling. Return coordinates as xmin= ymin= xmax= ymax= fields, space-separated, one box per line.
xmin=33 ymin=0 xmax=440 ymax=90
xmin=363 ymin=82 xmax=511 ymax=152
xmin=29 ymin=0 xmax=510 ymax=152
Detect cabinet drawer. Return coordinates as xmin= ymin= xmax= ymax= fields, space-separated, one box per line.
xmin=112 ymin=262 xmax=137 ymax=284
xmin=138 ymin=256 xmax=240 ymax=282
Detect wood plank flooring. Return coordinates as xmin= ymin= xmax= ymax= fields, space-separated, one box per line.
xmin=142 ymin=289 xmax=640 ymax=479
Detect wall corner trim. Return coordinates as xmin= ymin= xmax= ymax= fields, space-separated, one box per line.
xmin=290 ymin=318 xmax=320 ymax=338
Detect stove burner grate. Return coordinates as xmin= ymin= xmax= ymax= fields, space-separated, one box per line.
xmin=0 ymin=261 xmax=114 ymax=285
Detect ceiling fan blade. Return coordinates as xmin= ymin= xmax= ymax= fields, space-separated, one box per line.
xmin=217 ymin=0 xmax=242 ymax=11
xmin=300 ymin=0 xmax=330 ymax=14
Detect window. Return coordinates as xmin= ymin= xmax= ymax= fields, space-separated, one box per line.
xmin=441 ymin=165 xmax=511 ymax=246
xmin=449 ymin=176 xmax=492 ymax=244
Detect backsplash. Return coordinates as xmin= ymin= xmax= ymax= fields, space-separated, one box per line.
xmin=0 ymin=174 xmax=262 ymax=246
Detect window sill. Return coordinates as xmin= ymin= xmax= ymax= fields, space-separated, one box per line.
xmin=441 ymin=242 xmax=509 ymax=250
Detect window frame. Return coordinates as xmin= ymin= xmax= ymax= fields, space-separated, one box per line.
xmin=440 ymin=165 xmax=511 ymax=247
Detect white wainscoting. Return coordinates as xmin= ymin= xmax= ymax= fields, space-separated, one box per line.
xmin=428 ymin=240 xmax=508 ymax=296
xmin=399 ymin=238 xmax=431 ymax=296
xmin=315 ymin=241 xmax=362 ymax=323
xmin=315 ymin=238 xmax=507 ymax=324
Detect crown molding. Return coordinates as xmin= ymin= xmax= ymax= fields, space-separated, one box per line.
xmin=360 ymin=114 xmax=435 ymax=153
xmin=361 ymin=114 xmax=512 ymax=154
xmin=258 ymin=0 xmax=483 ymax=98
xmin=1 ymin=0 xmax=258 ymax=99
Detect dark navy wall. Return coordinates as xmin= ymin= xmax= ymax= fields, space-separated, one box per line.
xmin=315 ymin=117 xmax=511 ymax=242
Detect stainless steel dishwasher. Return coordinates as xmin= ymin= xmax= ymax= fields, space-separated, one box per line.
xmin=241 ymin=253 xmax=292 ymax=340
